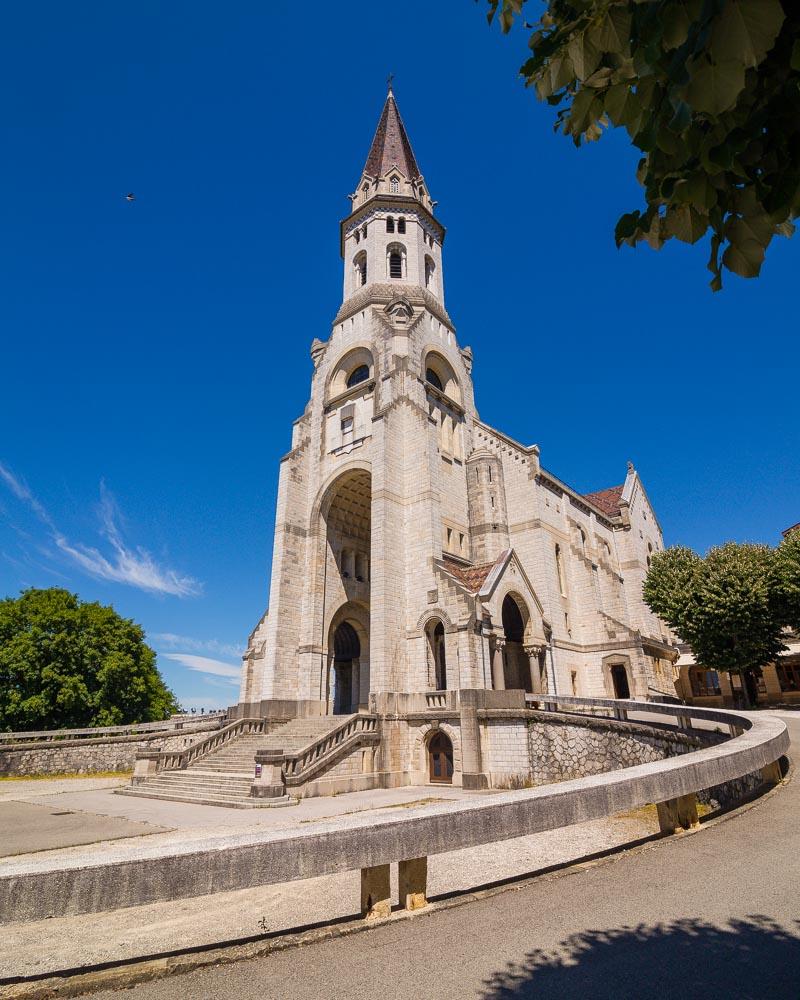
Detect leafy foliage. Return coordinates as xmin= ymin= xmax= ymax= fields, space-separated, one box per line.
xmin=486 ymin=0 xmax=799 ymax=288
xmin=772 ymin=530 xmax=800 ymax=632
xmin=0 ymin=588 xmax=178 ymax=731
xmin=644 ymin=541 xmax=798 ymax=695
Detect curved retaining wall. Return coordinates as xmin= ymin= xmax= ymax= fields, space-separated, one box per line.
xmin=0 ymin=723 xmax=221 ymax=776
xmin=0 ymin=699 xmax=787 ymax=923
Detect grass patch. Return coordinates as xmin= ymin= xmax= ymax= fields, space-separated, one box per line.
xmin=0 ymin=770 xmax=132 ymax=781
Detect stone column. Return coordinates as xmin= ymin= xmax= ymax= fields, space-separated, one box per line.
xmin=524 ymin=645 xmax=544 ymax=695
xmin=656 ymin=793 xmax=700 ymax=834
xmin=360 ymin=864 xmax=391 ymax=919
xmin=398 ymin=857 xmax=428 ymax=911
xmin=459 ymin=690 xmax=488 ymax=790
xmin=491 ymin=639 xmax=506 ymax=691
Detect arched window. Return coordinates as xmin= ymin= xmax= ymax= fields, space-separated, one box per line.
xmin=390 ymin=176 xmax=399 ymax=193
xmin=353 ymin=251 xmax=367 ymax=287
xmin=424 ymin=255 xmax=435 ymax=291
xmin=329 ymin=347 xmax=375 ymax=398
xmin=346 ymin=364 xmax=370 ymax=389
xmin=423 ymin=351 xmax=461 ymax=402
xmin=387 ymin=243 xmax=406 ymax=279
xmin=397 ymin=218 xmax=406 ymax=234
xmin=386 ymin=216 xmax=395 ymax=233
xmin=426 ymin=368 xmax=443 ymax=391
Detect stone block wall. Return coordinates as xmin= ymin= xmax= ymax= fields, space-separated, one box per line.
xmin=0 ymin=724 xmax=219 ymax=777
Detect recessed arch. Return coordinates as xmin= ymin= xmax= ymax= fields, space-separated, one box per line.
xmin=501 ymin=593 xmax=534 ymax=693
xmin=425 ymin=617 xmax=448 ymax=691
xmin=328 ymin=346 xmax=375 ymax=398
xmin=386 ymin=242 xmax=407 ymax=279
xmin=427 ymin=729 xmax=454 ymax=784
xmin=353 ymin=250 xmax=367 ymax=288
xmin=423 ymin=349 xmax=461 ymax=403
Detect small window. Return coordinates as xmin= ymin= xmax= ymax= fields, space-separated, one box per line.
xmin=390 ymin=177 xmax=399 ymax=193
xmin=488 ymin=466 xmax=492 ymax=483
xmin=362 ymin=183 xmax=369 ymax=199
xmin=386 ymin=216 xmax=395 ymax=233
xmin=346 ymin=364 xmax=370 ymax=388
xmin=354 ymin=252 xmax=367 ymax=287
xmin=389 ymin=251 xmax=403 ymax=278
xmin=426 ymin=368 xmax=443 ymax=391
xmin=397 ymin=218 xmax=406 ymax=234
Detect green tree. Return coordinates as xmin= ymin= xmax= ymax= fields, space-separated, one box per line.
xmin=772 ymin=529 xmax=800 ymax=632
xmin=644 ymin=542 xmax=791 ymax=706
xmin=486 ymin=0 xmax=799 ymax=289
xmin=0 ymin=587 xmax=178 ymax=731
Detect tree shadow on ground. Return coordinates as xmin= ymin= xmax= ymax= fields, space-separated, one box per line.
xmin=481 ymin=915 xmax=800 ymax=1000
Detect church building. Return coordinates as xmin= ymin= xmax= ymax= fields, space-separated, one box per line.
xmin=234 ymin=88 xmax=678 ymax=793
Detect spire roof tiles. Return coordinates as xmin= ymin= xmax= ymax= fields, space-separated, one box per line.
xmin=362 ymin=90 xmax=421 ymax=181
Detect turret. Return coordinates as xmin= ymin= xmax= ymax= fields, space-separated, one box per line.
xmin=466 ymin=448 xmax=510 ymax=563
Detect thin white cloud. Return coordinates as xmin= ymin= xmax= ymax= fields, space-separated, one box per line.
xmin=162 ymin=653 xmax=241 ymax=683
xmin=154 ymin=633 xmax=243 ymax=659
xmin=0 ymin=461 xmax=201 ymax=598
xmin=0 ymin=463 xmax=55 ymax=529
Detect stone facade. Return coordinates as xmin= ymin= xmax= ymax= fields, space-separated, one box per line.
xmin=236 ymin=88 xmax=679 ymax=793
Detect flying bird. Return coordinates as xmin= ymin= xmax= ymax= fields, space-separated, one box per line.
xmin=125 ymin=192 xmax=135 ymax=202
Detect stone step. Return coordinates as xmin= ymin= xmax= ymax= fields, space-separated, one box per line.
xmin=115 ymin=787 xmax=294 ymax=810
xmin=131 ymin=775 xmax=254 ymax=791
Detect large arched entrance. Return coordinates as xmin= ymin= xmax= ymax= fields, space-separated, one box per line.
xmin=428 ymin=730 xmax=454 ymax=784
xmin=319 ymin=468 xmax=371 ymax=711
xmin=501 ymin=594 xmax=533 ymax=692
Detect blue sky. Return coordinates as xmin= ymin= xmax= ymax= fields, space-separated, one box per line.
xmin=1 ymin=2 xmax=797 ymax=710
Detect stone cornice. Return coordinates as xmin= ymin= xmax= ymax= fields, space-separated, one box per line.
xmin=333 ymin=282 xmax=454 ymax=331
xmin=339 ymin=197 xmax=445 ymax=255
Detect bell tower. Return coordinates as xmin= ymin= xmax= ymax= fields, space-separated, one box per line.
xmin=341 ymin=85 xmax=446 ymax=306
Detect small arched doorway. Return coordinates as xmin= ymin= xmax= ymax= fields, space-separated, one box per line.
xmin=502 ymin=594 xmax=533 ymax=692
xmin=332 ymin=621 xmax=360 ymax=714
xmin=611 ymin=663 xmax=631 ymax=699
xmin=428 ymin=731 xmax=454 ymax=784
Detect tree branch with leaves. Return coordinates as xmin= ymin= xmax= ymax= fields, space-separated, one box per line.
xmin=486 ymin=0 xmax=799 ymax=289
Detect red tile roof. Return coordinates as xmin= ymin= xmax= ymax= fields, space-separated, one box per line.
xmin=441 ymin=556 xmax=496 ymax=594
xmin=583 ymin=484 xmax=624 ymax=518
xmin=362 ymin=91 xmax=421 ymax=181
xmin=783 ymin=522 xmax=800 ymax=537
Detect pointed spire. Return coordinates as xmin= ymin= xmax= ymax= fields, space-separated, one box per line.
xmin=362 ymin=87 xmax=422 ymax=183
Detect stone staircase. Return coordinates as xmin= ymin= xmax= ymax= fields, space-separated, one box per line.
xmin=118 ymin=715 xmax=353 ymax=808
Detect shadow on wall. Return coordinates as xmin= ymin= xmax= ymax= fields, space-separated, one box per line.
xmin=481 ymin=916 xmax=800 ymax=1000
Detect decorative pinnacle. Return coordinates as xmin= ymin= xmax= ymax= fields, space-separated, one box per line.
xmin=386 ymin=72 xmax=394 ymax=94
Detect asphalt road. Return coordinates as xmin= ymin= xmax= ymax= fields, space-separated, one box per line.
xmin=94 ymin=715 xmax=800 ymax=1000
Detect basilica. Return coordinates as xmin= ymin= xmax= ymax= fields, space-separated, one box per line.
xmin=234 ymin=88 xmax=678 ymax=793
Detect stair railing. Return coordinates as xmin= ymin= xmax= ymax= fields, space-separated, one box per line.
xmin=154 ymin=718 xmax=267 ymax=772
xmin=280 ymin=714 xmax=380 ymax=788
